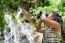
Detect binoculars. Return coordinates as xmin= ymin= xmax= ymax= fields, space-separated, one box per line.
xmin=37 ymin=12 xmax=48 ymax=19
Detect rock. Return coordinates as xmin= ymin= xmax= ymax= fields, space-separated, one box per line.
xmin=0 ymin=40 xmax=4 ymax=43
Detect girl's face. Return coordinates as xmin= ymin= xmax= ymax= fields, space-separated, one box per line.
xmin=47 ymin=13 xmax=55 ymax=20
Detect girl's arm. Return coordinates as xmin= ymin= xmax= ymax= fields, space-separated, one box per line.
xmin=36 ymin=19 xmax=43 ymax=32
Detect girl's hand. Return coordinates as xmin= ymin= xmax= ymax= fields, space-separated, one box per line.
xmin=40 ymin=13 xmax=46 ymax=21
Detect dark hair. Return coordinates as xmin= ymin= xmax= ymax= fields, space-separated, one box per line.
xmin=52 ymin=11 xmax=64 ymax=35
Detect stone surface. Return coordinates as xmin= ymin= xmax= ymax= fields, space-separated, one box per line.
xmin=0 ymin=40 xmax=4 ymax=43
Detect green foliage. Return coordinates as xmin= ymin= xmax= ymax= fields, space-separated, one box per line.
xmin=62 ymin=16 xmax=65 ymax=29
xmin=0 ymin=6 xmax=5 ymax=31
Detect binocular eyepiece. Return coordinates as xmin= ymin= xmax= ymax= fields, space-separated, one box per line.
xmin=46 ymin=13 xmax=48 ymax=17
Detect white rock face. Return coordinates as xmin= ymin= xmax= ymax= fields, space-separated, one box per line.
xmin=0 ymin=32 xmax=4 ymax=43
xmin=4 ymin=7 xmax=43 ymax=43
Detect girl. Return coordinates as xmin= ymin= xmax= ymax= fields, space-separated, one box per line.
xmin=36 ymin=11 xmax=63 ymax=43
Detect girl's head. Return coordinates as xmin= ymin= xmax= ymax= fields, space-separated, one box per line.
xmin=48 ymin=11 xmax=63 ymax=24
xmin=47 ymin=11 xmax=60 ymax=21
xmin=48 ymin=11 xmax=64 ymax=34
